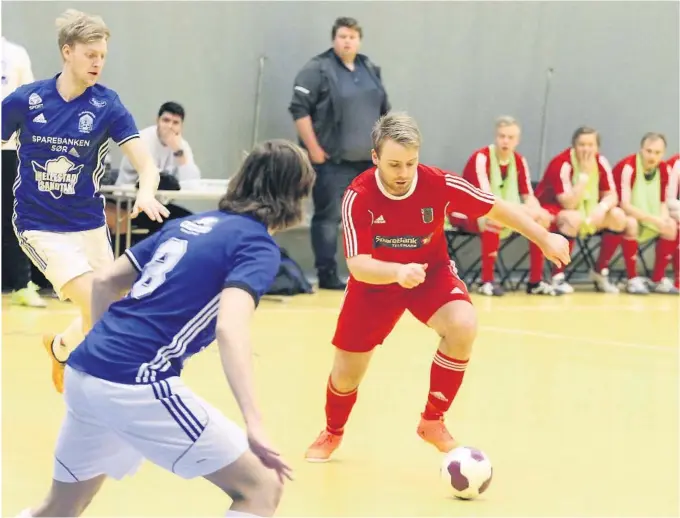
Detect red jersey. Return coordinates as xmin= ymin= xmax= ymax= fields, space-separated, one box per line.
xmin=341 ymin=164 xmax=495 ymax=268
xmin=535 ymin=148 xmax=615 ymax=207
xmin=614 ymin=154 xmax=669 ymax=204
xmin=666 ymin=153 xmax=680 ymax=200
xmin=462 ymin=146 xmax=533 ymax=196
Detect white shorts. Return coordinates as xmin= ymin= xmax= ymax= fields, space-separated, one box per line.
xmin=54 ymin=366 xmax=248 ymax=483
xmin=16 ymin=226 xmax=114 ymax=299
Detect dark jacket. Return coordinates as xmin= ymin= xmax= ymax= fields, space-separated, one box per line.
xmin=288 ymin=49 xmax=391 ymax=162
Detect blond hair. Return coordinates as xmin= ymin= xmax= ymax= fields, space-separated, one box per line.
xmin=495 ymin=115 xmax=520 ymax=130
xmin=371 ymin=112 xmax=422 ymax=156
xmin=56 ymin=9 xmax=110 ymax=51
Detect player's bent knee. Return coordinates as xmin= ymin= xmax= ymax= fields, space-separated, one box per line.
xmin=61 ymin=272 xmax=95 ymax=311
xmin=429 ymin=301 xmax=477 ymax=358
xmin=330 ymin=349 xmax=373 ymax=392
xmin=607 ymin=207 xmax=626 ymax=232
xmin=41 ymin=477 xmax=105 ymax=517
xmin=557 ymin=211 xmax=582 ymax=237
xmin=205 ymin=450 xmax=282 ymax=516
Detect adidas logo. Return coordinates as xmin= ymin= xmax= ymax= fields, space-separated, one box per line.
xmin=68 ymin=147 xmax=80 ymax=158
xmin=374 ymin=215 xmax=386 ymax=224
xmin=429 ymin=391 xmax=448 ymax=402
xmin=451 ymin=287 xmax=464 ymax=295
xmin=33 ymin=113 xmax=46 ymax=124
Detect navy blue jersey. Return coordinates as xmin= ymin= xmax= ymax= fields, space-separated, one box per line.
xmin=1 ymin=74 xmax=139 ymax=233
xmin=67 ymin=210 xmax=281 ymax=385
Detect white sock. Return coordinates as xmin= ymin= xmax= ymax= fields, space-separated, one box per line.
xmin=15 ymin=509 xmax=32 ymax=517
xmin=225 ymin=511 xmax=260 ymax=517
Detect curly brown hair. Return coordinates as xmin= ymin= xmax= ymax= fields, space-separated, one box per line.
xmin=219 ymin=139 xmax=315 ymax=232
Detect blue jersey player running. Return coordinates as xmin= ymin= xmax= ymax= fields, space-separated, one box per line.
xmin=15 ymin=139 xmax=316 ymax=518
xmin=1 ymin=9 xmax=169 ymax=394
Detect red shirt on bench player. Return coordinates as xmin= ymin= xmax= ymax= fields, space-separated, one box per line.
xmin=534 ymin=126 xmax=624 ymax=294
xmin=458 ymin=117 xmax=557 ymax=297
xmin=594 ymin=133 xmax=678 ymax=294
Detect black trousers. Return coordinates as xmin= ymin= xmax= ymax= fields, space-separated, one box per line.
xmin=310 ymin=160 xmax=373 ymax=273
xmin=1 ymin=150 xmax=39 ymax=291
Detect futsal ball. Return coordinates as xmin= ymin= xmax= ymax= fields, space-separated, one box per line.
xmin=440 ymin=446 xmax=493 ymax=500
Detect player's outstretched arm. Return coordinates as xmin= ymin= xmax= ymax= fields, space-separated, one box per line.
xmin=119 ymin=138 xmax=170 ymax=223
xmin=91 ymin=255 xmax=141 ymax=324
xmin=215 ymin=287 xmax=261 ymax=425
xmin=215 ymin=287 xmax=293 ymax=480
xmin=487 ymin=198 xmax=571 ymax=267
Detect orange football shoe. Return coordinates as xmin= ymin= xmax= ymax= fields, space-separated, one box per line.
xmin=417 ymin=415 xmax=458 ymax=453
xmin=304 ymin=430 xmax=343 ymax=462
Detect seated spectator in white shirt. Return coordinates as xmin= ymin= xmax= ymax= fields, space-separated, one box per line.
xmin=105 ymin=101 xmax=200 ymax=237
xmin=116 ymin=101 xmax=200 ymax=186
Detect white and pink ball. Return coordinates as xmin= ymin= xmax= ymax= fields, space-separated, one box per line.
xmin=440 ymin=446 xmax=493 ymax=500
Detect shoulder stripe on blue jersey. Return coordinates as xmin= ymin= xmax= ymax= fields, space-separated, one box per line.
xmin=136 ymin=293 xmax=221 ymax=383
xmin=151 ymin=379 xmax=205 ymax=441
xmin=125 ymin=249 xmax=142 ymax=272
xmin=116 ymin=133 xmax=140 ymax=146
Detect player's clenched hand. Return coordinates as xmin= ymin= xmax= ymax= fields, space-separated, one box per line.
xmin=247 ymin=424 xmax=293 ymax=483
xmin=397 ymin=263 xmax=428 ymax=289
xmin=539 ymin=233 xmax=571 ymax=268
xmin=131 ymin=192 xmax=170 ymax=223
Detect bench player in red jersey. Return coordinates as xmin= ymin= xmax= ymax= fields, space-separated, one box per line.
xmin=304 ymin=113 xmax=571 ymax=462
xmin=666 ymin=153 xmax=680 ymax=221
xmin=533 ymin=126 xmax=624 ymax=294
xmin=457 ymin=116 xmax=557 ymax=296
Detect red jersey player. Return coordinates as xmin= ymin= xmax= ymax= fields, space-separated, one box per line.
xmin=533 ymin=126 xmax=625 ymax=294
xmin=594 ymin=133 xmax=678 ymax=294
xmin=666 ymin=152 xmax=680 ymax=221
xmin=304 ymin=113 xmax=570 ymax=462
xmin=457 ymin=116 xmax=556 ymax=296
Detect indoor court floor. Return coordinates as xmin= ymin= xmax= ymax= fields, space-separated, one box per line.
xmin=2 ymin=290 xmax=679 ymax=517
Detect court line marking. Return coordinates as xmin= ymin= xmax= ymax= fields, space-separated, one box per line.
xmin=479 ymin=326 xmax=676 ymax=353
xmin=24 ymin=306 xmax=677 ymax=354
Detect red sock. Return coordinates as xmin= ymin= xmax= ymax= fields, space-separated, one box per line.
xmin=480 ymin=231 xmax=500 ymax=283
xmin=422 ymin=350 xmax=468 ymax=420
xmin=673 ymin=237 xmax=679 ymax=288
xmin=652 ymin=238 xmax=676 ymax=282
xmin=529 ymin=242 xmax=544 ymax=283
xmin=596 ymin=232 xmax=622 ymax=272
xmin=622 ymin=238 xmax=638 ymax=278
xmin=552 ymin=238 xmax=574 ymax=276
xmin=325 ymin=378 xmax=357 ymax=435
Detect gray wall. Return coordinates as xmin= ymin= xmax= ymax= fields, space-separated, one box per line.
xmin=3 ymin=1 xmax=678 ymax=180
xmin=3 ymin=1 xmax=678 ymax=276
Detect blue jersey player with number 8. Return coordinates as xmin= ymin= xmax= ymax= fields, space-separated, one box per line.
xmin=15 ymin=140 xmax=316 ymax=518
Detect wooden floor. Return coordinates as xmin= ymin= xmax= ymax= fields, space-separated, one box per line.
xmin=2 ymin=291 xmax=679 ymax=517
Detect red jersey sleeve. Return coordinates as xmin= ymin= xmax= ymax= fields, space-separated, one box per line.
xmin=618 ymin=161 xmax=635 ymax=205
xmin=341 ymin=188 xmax=373 ymax=258
xmin=597 ymin=155 xmax=615 ymax=193
xmin=462 ymin=150 xmax=491 ymax=192
xmin=517 ymin=154 xmax=533 ymax=196
xmin=550 ymin=158 xmax=571 ymax=196
xmin=443 ymin=173 xmax=496 ymax=220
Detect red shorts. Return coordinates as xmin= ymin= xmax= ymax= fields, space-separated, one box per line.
xmin=332 ymin=264 xmax=472 ymax=353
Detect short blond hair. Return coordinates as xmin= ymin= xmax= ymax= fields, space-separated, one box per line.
xmin=56 ymin=9 xmax=110 ymax=50
xmin=495 ymin=115 xmax=520 ymax=130
xmin=371 ymin=112 xmax=422 ymax=155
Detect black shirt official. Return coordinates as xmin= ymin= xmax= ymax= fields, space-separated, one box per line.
xmin=289 ymin=17 xmax=390 ymax=289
